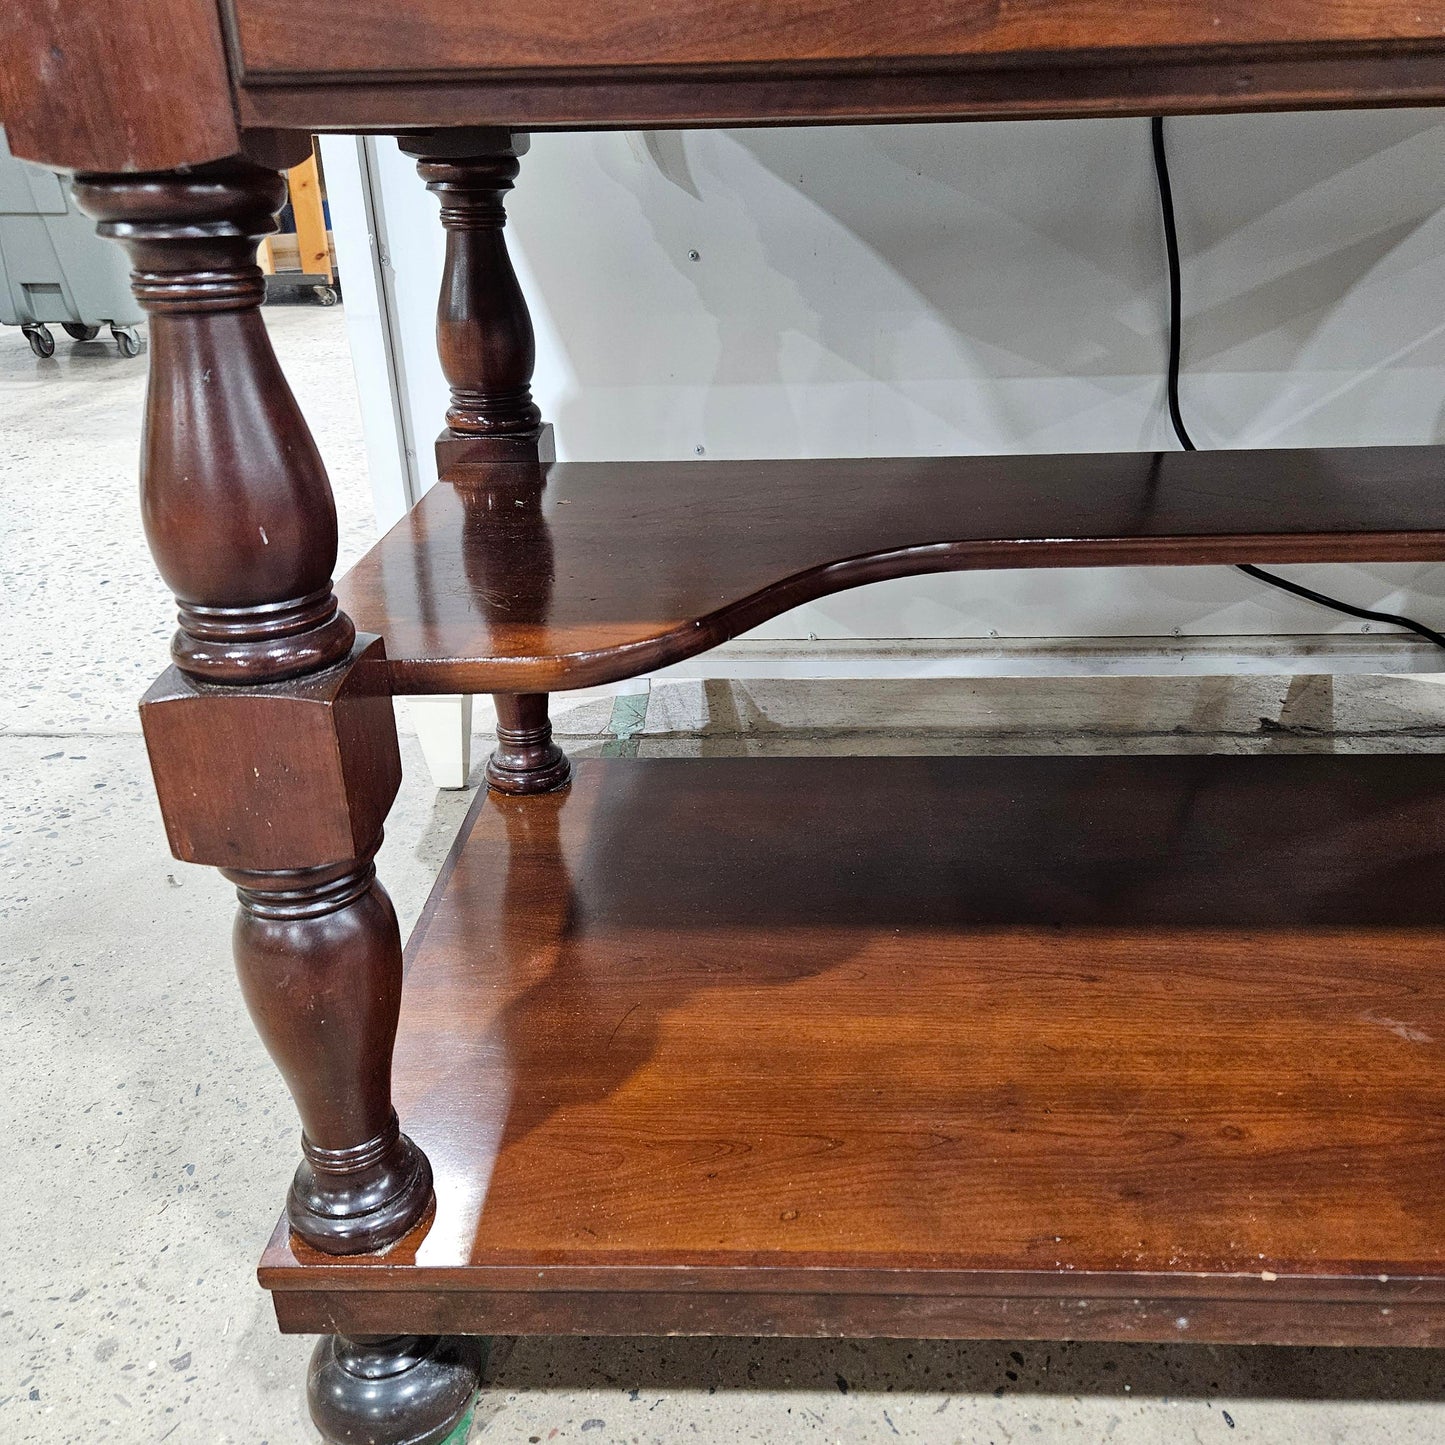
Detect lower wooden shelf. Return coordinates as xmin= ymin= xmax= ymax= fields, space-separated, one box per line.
xmin=261 ymin=755 xmax=1445 ymax=1345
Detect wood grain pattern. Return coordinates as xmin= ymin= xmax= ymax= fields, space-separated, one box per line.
xmin=138 ymin=638 xmax=401 ymax=872
xmin=231 ymin=0 xmax=1445 ymax=76
xmin=0 ymin=0 xmax=238 ymax=171
xmin=235 ymin=50 xmax=1445 ymax=132
xmin=286 ymin=148 xmax=333 ymax=282
xmin=336 ymin=446 xmax=1445 ymax=695
xmin=76 ymin=163 xmax=433 ymax=1258
xmin=262 ymin=755 xmax=1445 ymax=1344
xmin=228 ymin=0 xmax=1445 ymax=130
xmin=73 ymin=164 xmax=356 ymax=684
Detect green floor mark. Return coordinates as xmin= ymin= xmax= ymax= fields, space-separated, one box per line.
xmin=600 ymin=688 xmax=649 ymax=758
xmin=439 ymin=1407 xmax=474 ymax=1445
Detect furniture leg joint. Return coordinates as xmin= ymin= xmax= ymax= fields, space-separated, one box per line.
xmin=289 ymin=1112 xmax=434 ymax=1258
xmin=487 ymin=692 xmax=571 ymax=795
xmin=139 ymin=635 xmax=401 ymax=871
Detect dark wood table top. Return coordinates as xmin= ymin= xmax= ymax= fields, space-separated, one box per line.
xmin=6 ymin=2 xmax=1445 ymax=172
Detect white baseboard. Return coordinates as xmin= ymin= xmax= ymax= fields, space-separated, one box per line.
xmin=648 ymin=634 xmax=1445 ymax=681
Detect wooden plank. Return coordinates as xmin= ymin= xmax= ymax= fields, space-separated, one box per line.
xmin=229 ymin=0 xmax=1445 ymax=129
xmin=334 ymin=446 xmax=1445 ymax=695
xmin=286 ymin=147 xmax=333 ymax=282
xmin=269 ymin=1287 xmax=1445 ymax=1347
xmin=237 ymin=49 xmax=1445 ymax=131
xmin=0 ymin=0 xmax=239 ymax=171
xmin=230 ymin=0 xmax=1445 ymax=76
xmin=261 ymin=755 xmax=1445 ymax=1344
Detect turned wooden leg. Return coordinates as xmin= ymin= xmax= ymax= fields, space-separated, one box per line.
xmin=488 ymin=692 xmax=571 ymax=795
xmin=74 ymin=159 xmax=433 ymax=1255
xmin=309 ymin=1335 xmax=483 ymax=1445
xmin=226 ymin=854 xmax=431 ymax=1252
xmin=401 ymin=128 xmax=571 ymax=795
xmin=400 ymin=127 xmax=545 ymax=468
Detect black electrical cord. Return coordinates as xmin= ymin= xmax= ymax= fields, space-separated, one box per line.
xmin=1149 ymin=115 xmax=1445 ymax=652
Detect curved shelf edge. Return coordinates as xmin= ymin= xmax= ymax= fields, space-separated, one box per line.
xmin=334 ymin=449 xmax=1445 ymax=697
xmin=377 ymin=528 xmax=1443 ymax=696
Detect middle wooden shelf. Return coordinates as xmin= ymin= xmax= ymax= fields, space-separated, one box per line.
xmin=336 ymin=445 xmax=1445 ymax=694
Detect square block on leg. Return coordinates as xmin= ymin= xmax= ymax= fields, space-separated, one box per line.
xmin=140 ymin=636 xmax=402 ymax=871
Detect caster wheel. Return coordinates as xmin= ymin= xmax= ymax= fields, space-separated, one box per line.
xmin=313 ymin=284 xmax=338 ymax=307
xmin=62 ymin=322 xmax=101 ymax=342
xmin=112 ymin=325 xmax=141 ymax=358
xmin=23 ymin=324 xmax=55 ymax=358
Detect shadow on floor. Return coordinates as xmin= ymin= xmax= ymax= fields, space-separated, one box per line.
xmin=485 ymin=1334 xmax=1445 ymax=1402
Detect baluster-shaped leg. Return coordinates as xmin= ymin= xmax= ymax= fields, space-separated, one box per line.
xmin=74 ymin=162 xmax=433 ymax=1254
xmin=401 ymin=128 xmax=571 ymax=796
xmin=490 ymin=692 xmax=571 ymax=795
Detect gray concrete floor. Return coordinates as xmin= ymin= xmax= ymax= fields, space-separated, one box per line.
xmin=5 ymin=305 xmax=1445 ymax=1444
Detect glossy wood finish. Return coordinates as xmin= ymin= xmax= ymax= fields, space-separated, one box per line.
xmin=399 ymin=129 xmax=547 ymax=468
xmin=73 ymin=164 xmax=355 ymax=685
xmin=339 ymin=445 xmax=1445 ymax=695
xmin=73 ymin=165 xmax=433 ymax=1257
xmin=5 ymin=10 xmax=1442 ymax=1433
xmin=0 ymin=0 xmax=238 ymax=172
xmin=263 ymin=755 xmax=1445 ymax=1344
xmin=237 ymin=51 xmax=1445 ymax=134
xmin=139 ymin=637 xmax=400 ymax=872
xmin=399 ymin=128 xmax=572 ymax=794
xmin=228 ymin=855 xmax=434 ymax=1256
xmin=488 ymin=693 xmax=571 ymax=796
xmin=7 ymin=5 xmax=1445 ymax=169
xmin=236 ymin=0 xmax=1445 ymax=73
xmin=308 ymin=1334 xmax=482 ymax=1445
xmin=228 ymin=0 xmax=1445 ymax=130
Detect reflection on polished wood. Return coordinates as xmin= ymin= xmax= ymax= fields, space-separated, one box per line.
xmin=234 ymin=0 xmax=1445 ymax=74
xmin=263 ymin=755 xmax=1445 ymax=1345
xmin=337 ymin=446 xmax=1445 ymax=694
xmin=13 ymin=0 xmax=1445 ymax=1433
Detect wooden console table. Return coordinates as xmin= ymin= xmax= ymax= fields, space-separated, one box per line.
xmin=6 ymin=6 xmax=1445 ymax=1442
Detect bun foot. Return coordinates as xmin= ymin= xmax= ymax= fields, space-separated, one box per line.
xmin=308 ymin=1334 xmax=484 ymax=1445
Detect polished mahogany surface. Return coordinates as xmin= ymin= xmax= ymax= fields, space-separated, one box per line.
xmin=233 ymin=0 xmax=1445 ymax=74
xmin=337 ymin=446 xmax=1445 ymax=694
xmin=263 ymin=755 xmax=1445 ymax=1344
xmin=9 ymin=3 xmax=1445 ymax=172
xmin=227 ymin=0 xmax=1445 ymax=132
xmin=7 ymin=0 xmax=1443 ymax=1427
xmin=0 ymin=0 xmax=239 ymax=172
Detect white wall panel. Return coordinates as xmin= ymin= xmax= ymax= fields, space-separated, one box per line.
xmin=355 ymin=112 xmax=1445 ymax=647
